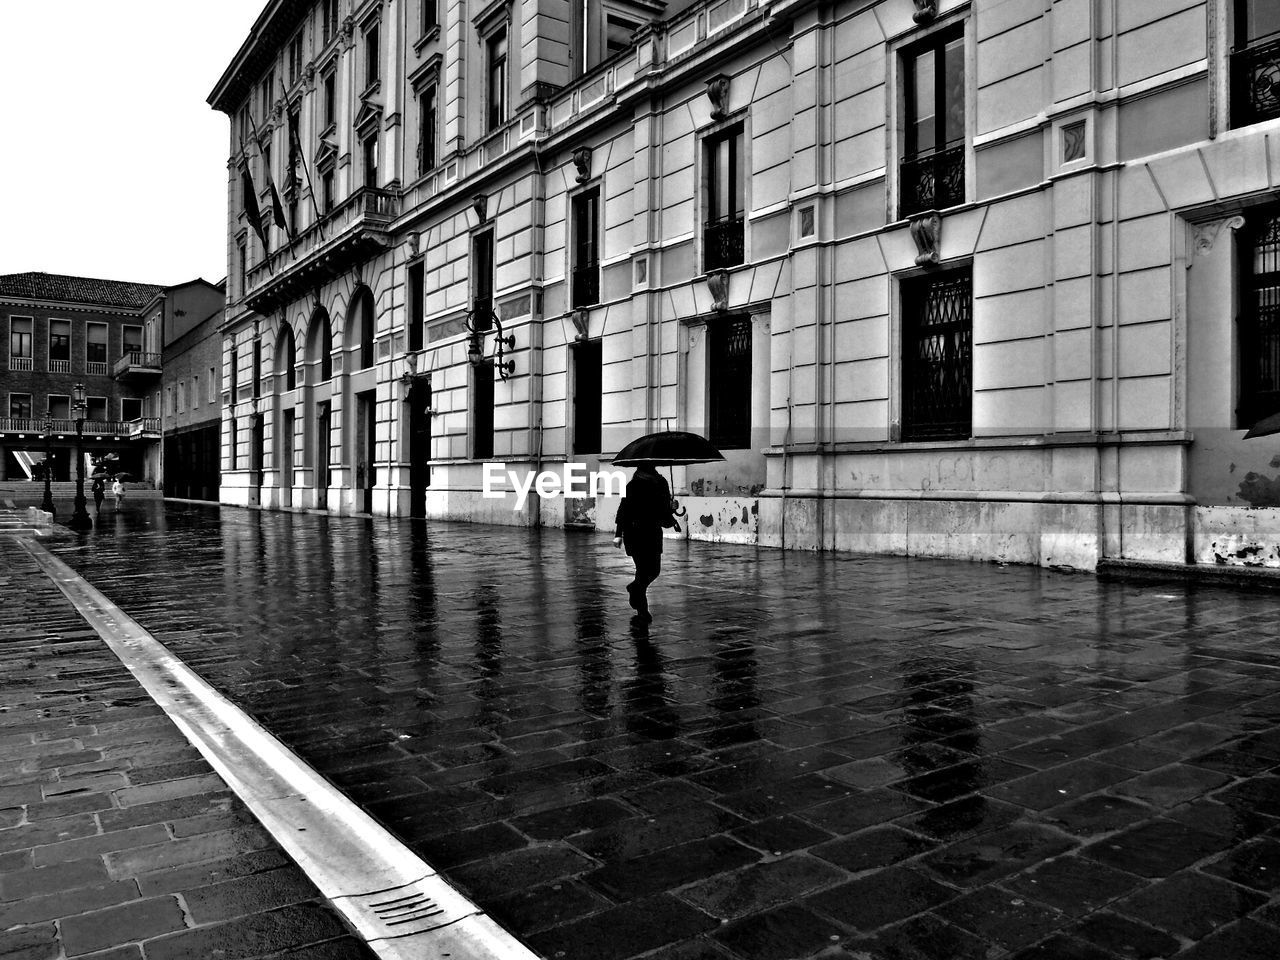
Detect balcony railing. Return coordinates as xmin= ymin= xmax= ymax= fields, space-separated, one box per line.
xmin=244 ymin=186 xmax=400 ymax=314
xmin=900 ymin=143 xmax=966 ymax=218
xmin=8 ymin=356 xmax=33 ymax=371
xmin=0 ymin=416 xmax=160 ymax=438
xmin=113 ymin=350 xmax=162 ymax=380
xmin=571 ymin=262 xmax=600 ymax=308
xmin=86 ymin=361 xmax=108 ymax=376
xmin=1231 ymin=34 xmax=1280 ymax=128
xmin=49 ymin=359 xmax=71 ymax=373
xmin=704 ymin=214 xmax=745 ymax=272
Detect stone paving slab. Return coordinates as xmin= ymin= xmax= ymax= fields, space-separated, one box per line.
xmin=35 ymin=503 xmax=1280 ymax=959
xmin=0 ymin=534 xmax=376 ymax=960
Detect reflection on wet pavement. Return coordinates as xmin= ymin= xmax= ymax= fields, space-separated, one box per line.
xmin=49 ymin=503 xmax=1280 ymax=959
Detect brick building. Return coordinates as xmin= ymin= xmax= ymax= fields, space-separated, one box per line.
xmin=1 ymin=273 xmax=164 ymax=483
xmin=209 ymin=0 xmax=1280 ymax=570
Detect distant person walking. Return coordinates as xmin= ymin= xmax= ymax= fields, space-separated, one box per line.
xmin=91 ymin=477 xmax=105 ymax=514
xmin=613 ymin=465 xmax=678 ymax=622
xmin=111 ymin=478 xmax=125 ymax=509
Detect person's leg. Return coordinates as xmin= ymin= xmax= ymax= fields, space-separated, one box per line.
xmin=631 ymin=549 xmax=660 ymax=619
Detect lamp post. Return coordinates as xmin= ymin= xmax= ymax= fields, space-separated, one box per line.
xmin=68 ymin=383 xmax=92 ymax=531
xmin=40 ymin=412 xmax=55 ymax=516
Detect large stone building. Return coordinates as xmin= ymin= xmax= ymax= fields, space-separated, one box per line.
xmin=210 ymin=0 xmax=1280 ymax=570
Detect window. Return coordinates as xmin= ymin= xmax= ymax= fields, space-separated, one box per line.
xmin=408 ymin=261 xmax=425 ymax=352
xmin=9 ymin=317 xmax=33 ymax=370
xmin=704 ymin=124 xmax=745 ymax=271
xmin=86 ymin=323 xmax=108 ymax=369
xmin=280 ymin=327 xmax=298 ymax=390
xmin=472 ymin=363 xmax=494 ymax=460
xmin=289 ymin=33 xmax=304 ymax=86
xmin=421 ymin=0 xmax=438 ymax=34
xmin=364 ymin=21 xmax=380 ymax=88
xmin=165 ymin=386 xmax=174 ymax=416
xmin=486 ymin=27 xmax=508 ymax=130
xmin=1232 ymin=1 xmax=1280 ymax=127
xmin=261 ymin=69 xmax=274 ymax=117
xmin=322 ymin=169 xmax=335 ymax=213
xmin=191 ymin=376 xmax=200 ymax=410
xmin=253 ymin=340 xmax=262 ymax=398
xmin=49 ymin=320 xmax=71 ymax=371
xmin=177 ymin=381 xmax=187 ymax=412
xmin=606 ymin=13 xmax=640 ymax=58
xmin=1239 ymin=209 xmax=1280 ymax=427
xmin=708 ymin=316 xmax=752 ymax=449
xmin=238 ymin=240 xmax=247 ymax=297
xmin=472 ymin=229 xmax=494 ymax=321
xmin=572 ymin=339 xmax=602 ymax=455
xmin=322 ymin=0 xmax=339 ymax=45
xmin=209 ymin=367 xmax=217 ymax=403
xmin=901 ymin=268 xmax=973 ymax=441
xmin=49 ymin=395 xmax=69 ymax=419
xmin=122 ymin=325 xmax=142 ymax=357
xmin=356 ymin=288 xmax=374 ymax=369
xmin=230 ymin=417 xmax=238 ymax=469
xmin=323 ymin=71 xmax=336 ymax=129
xmin=86 ymin=397 xmax=107 ymax=422
xmin=229 ymin=343 xmax=238 ymax=399
xmin=418 ymin=85 xmax=437 ymax=175
xmin=9 ymin=393 xmax=32 ymax=418
xmin=362 ymin=134 xmax=378 ymax=187
xmin=263 ymin=141 xmax=273 ymax=185
xmin=900 ymin=27 xmax=966 ymax=218
xmin=571 ymin=186 xmax=601 ymax=308
xmin=122 ymin=397 xmax=142 ymax=421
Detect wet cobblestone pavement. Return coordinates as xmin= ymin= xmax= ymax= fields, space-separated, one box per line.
xmin=41 ymin=502 xmax=1280 ymax=959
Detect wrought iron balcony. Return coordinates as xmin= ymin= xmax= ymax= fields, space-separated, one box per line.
xmin=900 ymin=143 xmax=965 ymax=219
xmin=244 ymin=186 xmax=400 ymax=315
xmin=571 ymin=262 xmax=600 ymax=308
xmin=704 ymin=214 xmax=745 ymax=272
xmin=1231 ymin=34 xmax=1280 ymax=128
xmin=113 ymin=350 xmax=162 ymax=381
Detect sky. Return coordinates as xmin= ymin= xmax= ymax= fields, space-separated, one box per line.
xmin=0 ymin=1 xmax=268 ymax=287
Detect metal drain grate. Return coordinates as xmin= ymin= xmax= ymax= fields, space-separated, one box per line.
xmin=338 ymin=876 xmax=477 ymax=940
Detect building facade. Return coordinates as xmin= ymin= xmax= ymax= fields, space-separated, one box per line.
xmin=211 ymin=0 xmax=1280 ymax=570
xmin=0 ymin=273 xmax=165 ymax=484
xmin=153 ymin=280 xmax=226 ymax=500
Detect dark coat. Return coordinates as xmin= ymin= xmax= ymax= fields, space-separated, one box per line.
xmin=614 ymin=470 xmax=677 ymax=556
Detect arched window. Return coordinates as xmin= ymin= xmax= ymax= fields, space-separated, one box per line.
xmin=350 ymin=286 xmax=375 ymax=369
xmin=307 ymin=307 xmax=332 ymax=383
xmin=277 ymin=325 xmax=297 ymax=390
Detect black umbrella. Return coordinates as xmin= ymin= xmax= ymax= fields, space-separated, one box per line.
xmin=1244 ymin=412 xmax=1280 ymax=439
xmin=612 ymin=430 xmax=725 ymax=467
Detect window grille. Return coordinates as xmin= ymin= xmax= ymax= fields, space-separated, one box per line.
xmin=1241 ymin=210 xmax=1280 ymax=426
xmin=902 ymin=270 xmax=972 ymax=440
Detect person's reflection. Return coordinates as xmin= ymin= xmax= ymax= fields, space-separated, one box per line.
xmin=708 ymin=630 xmax=761 ymax=747
xmin=898 ymin=656 xmax=980 ymax=786
xmin=622 ymin=624 xmax=681 ymax=741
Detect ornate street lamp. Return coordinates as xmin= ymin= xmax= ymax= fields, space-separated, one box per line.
xmin=67 ymin=383 xmax=92 ymax=531
xmin=41 ymin=411 xmax=55 ymax=516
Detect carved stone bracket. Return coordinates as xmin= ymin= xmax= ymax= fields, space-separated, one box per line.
xmin=1193 ymin=215 xmax=1246 ymax=256
xmin=912 ymin=0 xmax=938 ymax=24
xmin=910 ymin=211 xmax=942 ymax=267
xmin=571 ymin=146 xmax=592 ymax=183
xmin=707 ymin=269 xmax=729 ymax=312
xmin=706 ymin=75 xmax=730 ymax=122
xmin=304 ymin=62 xmax=316 ymax=90
xmin=472 ymin=193 xmax=488 ymax=223
xmin=570 ymin=308 xmax=590 ymax=340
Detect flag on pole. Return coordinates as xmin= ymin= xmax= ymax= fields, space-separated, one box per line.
xmin=269 ymin=178 xmax=289 ymax=237
xmin=241 ymin=164 xmax=268 ymax=250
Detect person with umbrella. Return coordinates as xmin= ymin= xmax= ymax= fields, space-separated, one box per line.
xmin=112 ymin=476 xmax=126 ymax=509
xmin=91 ymin=475 xmax=106 ymax=514
xmin=612 ymin=430 xmax=724 ymax=622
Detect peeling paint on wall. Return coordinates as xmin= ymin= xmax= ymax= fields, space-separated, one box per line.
xmin=1236 ymin=472 xmax=1280 ymax=507
xmin=1210 ymin=535 xmax=1280 ymax=567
